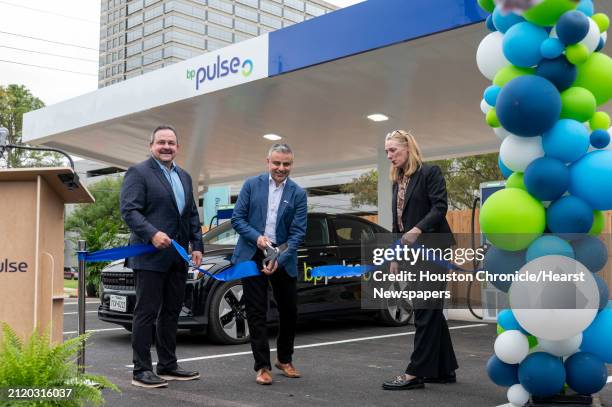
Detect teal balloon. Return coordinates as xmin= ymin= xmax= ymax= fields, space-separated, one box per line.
xmin=570 ymin=150 xmax=612 ymax=210
xmin=526 ymin=235 xmax=575 ymax=262
xmin=542 ymin=119 xmax=590 ymax=163
xmin=503 ymin=22 xmax=549 ymax=67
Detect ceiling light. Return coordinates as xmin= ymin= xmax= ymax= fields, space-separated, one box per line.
xmin=263 ymin=134 xmax=282 ymax=141
xmin=367 ymin=113 xmax=389 ymax=122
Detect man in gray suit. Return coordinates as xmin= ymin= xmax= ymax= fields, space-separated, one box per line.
xmin=120 ymin=125 xmax=203 ymax=388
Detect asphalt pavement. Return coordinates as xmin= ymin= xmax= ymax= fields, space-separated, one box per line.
xmin=63 ymin=300 xmax=612 ymax=407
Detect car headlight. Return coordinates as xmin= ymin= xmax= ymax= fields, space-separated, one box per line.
xmin=187 ymin=263 xmax=215 ymax=281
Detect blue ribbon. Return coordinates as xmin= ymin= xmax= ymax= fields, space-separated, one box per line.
xmin=78 ymin=244 xmax=157 ymax=262
xmin=170 ymin=240 xmax=261 ymax=281
xmin=310 ymin=240 xmax=477 ymax=278
xmin=79 ymin=240 xmax=261 ymax=282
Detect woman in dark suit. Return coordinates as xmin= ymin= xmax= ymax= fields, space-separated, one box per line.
xmin=381 ymin=129 xmax=458 ymax=391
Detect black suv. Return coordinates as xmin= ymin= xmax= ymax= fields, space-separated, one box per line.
xmin=98 ymin=213 xmax=413 ymax=344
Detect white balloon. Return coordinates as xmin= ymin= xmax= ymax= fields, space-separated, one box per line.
xmin=481 ymin=99 xmax=492 ymax=114
xmin=499 ymin=135 xmax=544 ymax=172
xmin=507 ymin=384 xmax=530 ymax=406
xmin=510 ymin=255 xmax=599 ymax=341
xmin=580 ymin=18 xmax=601 ymax=53
xmin=494 ymin=330 xmax=530 ymax=364
xmin=494 ymin=126 xmax=512 ymax=141
xmin=538 ymin=333 xmax=582 ymax=357
xmin=477 ymin=32 xmax=510 ymax=80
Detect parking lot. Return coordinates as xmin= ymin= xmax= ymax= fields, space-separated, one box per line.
xmin=64 ymin=300 xmax=612 ymax=407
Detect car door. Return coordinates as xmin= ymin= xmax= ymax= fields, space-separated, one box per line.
xmin=294 ymin=214 xmax=341 ymax=314
xmin=328 ymin=215 xmax=378 ymax=310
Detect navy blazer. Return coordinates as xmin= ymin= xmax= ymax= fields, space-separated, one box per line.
xmin=231 ymin=173 xmax=308 ymax=277
xmin=120 ymin=157 xmax=204 ymax=272
xmin=392 ymin=164 xmax=455 ymax=248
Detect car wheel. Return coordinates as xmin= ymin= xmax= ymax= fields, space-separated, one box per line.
xmin=208 ymin=280 xmax=250 ymax=345
xmin=377 ymin=281 xmax=413 ymax=326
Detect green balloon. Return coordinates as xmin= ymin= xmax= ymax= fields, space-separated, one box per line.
xmin=480 ymin=188 xmax=546 ymax=251
xmin=566 ymin=43 xmax=589 ymax=65
xmin=478 ymin=0 xmax=495 ymax=13
xmin=574 ymin=52 xmax=612 ymax=106
xmin=523 ymin=0 xmax=577 ymax=26
xmin=560 ymin=87 xmax=597 ymax=122
xmin=528 ymin=335 xmax=538 ymax=349
xmin=592 ymin=13 xmax=610 ymax=33
xmin=589 ymin=210 xmax=606 ymax=236
xmin=486 ymin=109 xmax=500 ymax=128
xmin=506 ymin=172 xmax=526 ymax=190
xmin=497 ymin=324 xmax=505 ymax=335
xmin=493 ymin=66 xmax=535 ymax=87
xmin=590 ymin=111 xmax=611 ymax=131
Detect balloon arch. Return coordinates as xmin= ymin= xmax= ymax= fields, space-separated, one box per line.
xmin=475 ymin=0 xmax=612 ymax=405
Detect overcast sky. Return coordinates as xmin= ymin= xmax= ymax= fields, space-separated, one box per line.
xmin=0 ymin=0 xmax=364 ymax=106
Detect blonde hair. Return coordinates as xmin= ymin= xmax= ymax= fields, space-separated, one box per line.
xmin=385 ymin=130 xmax=423 ymax=183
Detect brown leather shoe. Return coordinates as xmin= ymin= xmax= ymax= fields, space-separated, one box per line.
xmin=274 ymin=361 xmax=301 ymax=378
xmin=256 ymin=368 xmax=272 ymax=385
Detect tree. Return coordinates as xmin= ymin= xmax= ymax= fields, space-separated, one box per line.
xmin=65 ymin=177 xmax=128 ymax=296
xmin=0 ymin=84 xmax=64 ymax=168
xmin=431 ymin=153 xmax=502 ymax=210
xmin=342 ymin=153 xmax=502 ymax=210
xmin=340 ymin=169 xmax=378 ymax=207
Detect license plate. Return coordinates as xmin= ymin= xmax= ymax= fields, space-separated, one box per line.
xmin=109 ymin=295 xmax=127 ymax=312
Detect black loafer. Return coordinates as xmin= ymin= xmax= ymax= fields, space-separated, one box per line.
xmin=156 ymin=366 xmax=200 ymax=381
xmin=424 ymin=371 xmax=456 ymax=384
xmin=382 ymin=375 xmax=425 ymax=390
xmin=132 ymin=371 xmax=168 ymax=388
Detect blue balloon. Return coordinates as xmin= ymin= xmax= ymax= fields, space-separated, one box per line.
xmin=487 ymin=355 xmax=520 ymax=387
xmin=484 ymin=85 xmax=501 ymax=106
xmin=576 ymin=0 xmax=594 ymax=17
xmin=524 ymin=157 xmax=570 ymax=201
xmin=570 ymin=150 xmax=612 ymax=210
xmin=590 ymin=129 xmax=610 ymax=149
xmin=546 ymin=196 xmax=594 ymax=234
xmin=565 ymin=352 xmax=608 ymax=395
xmin=542 ymin=119 xmax=590 ymax=163
xmin=486 ymin=15 xmax=497 ymax=32
xmin=535 ymin=55 xmax=577 ymax=92
xmin=518 ymin=352 xmax=566 ymax=397
xmin=499 ymin=155 xmax=513 ymax=179
xmin=498 ymin=309 xmax=529 ymax=333
xmin=594 ymin=274 xmax=609 ymax=310
xmin=595 ymin=36 xmax=605 ymax=52
xmin=493 ymin=7 xmax=525 ymax=33
xmin=582 ymin=309 xmax=612 ymax=363
xmin=483 ymin=247 xmax=526 ymax=292
xmin=556 ymin=11 xmax=590 ymax=45
xmin=571 ymin=235 xmax=609 ymax=273
xmin=526 ymin=235 xmax=574 ymax=262
xmin=540 ymin=38 xmax=566 ymax=59
xmin=503 ymin=22 xmax=549 ymax=67
xmin=496 ymin=76 xmax=561 ymax=137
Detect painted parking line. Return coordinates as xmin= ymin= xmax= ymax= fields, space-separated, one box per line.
xmin=64 ymin=300 xmax=101 ymax=305
xmin=63 ymin=327 xmax=124 ymax=335
xmin=63 ymin=310 xmax=99 ymax=315
xmin=608 ymin=375 xmax=612 ymax=384
xmin=126 ymin=323 xmax=488 ymax=368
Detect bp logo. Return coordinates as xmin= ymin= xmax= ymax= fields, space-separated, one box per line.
xmin=186 ymin=55 xmax=254 ymax=90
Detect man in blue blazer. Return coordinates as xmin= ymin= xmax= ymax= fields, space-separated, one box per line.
xmin=231 ymin=143 xmax=307 ymax=385
xmin=120 ymin=125 xmax=203 ymax=388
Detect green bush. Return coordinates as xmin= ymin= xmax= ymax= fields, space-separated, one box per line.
xmin=0 ymin=324 xmax=119 ymax=406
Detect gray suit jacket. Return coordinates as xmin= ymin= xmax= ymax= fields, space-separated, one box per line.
xmin=120 ymin=156 xmax=203 ymax=272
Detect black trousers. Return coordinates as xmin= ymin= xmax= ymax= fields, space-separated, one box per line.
xmin=132 ymin=262 xmax=187 ymax=374
xmin=405 ymin=308 xmax=458 ymax=377
xmin=242 ymin=252 xmax=297 ymax=372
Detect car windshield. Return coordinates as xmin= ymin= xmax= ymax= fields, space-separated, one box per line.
xmin=203 ymin=221 xmax=238 ymax=245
